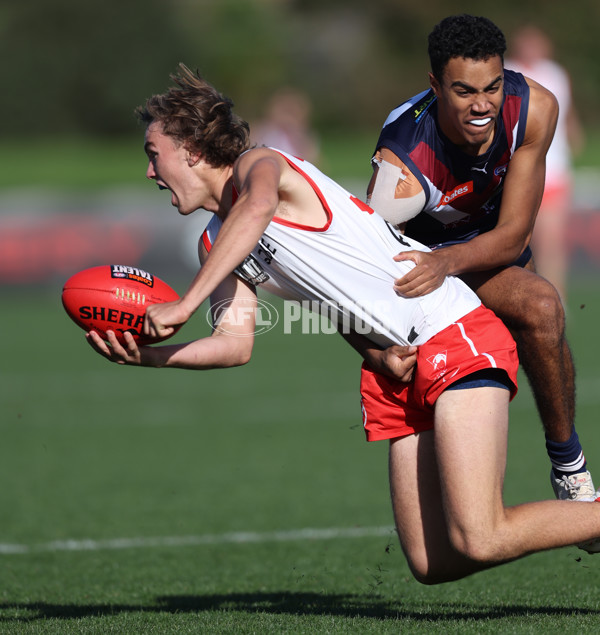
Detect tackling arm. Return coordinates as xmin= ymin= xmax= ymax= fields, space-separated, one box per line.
xmin=393 ymin=81 xmax=559 ymax=298
xmin=341 ymin=329 xmax=417 ymax=382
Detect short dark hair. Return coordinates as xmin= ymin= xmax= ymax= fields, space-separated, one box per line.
xmin=428 ymin=15 xmax=506 ymax=80
xmin=136 ymin=64 xmax=250 ymax=168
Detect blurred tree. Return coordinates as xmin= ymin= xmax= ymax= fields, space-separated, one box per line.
xmin=0 ymin=0 xmax=191 ymax=136
xmin=172 ymin=0 xmax=293 ymax=117
xmin=0 ymin=0 xmax=598 ymax=139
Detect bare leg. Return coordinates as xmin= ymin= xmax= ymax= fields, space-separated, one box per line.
xmin=389 ymin=387 xmax=600 ymax=584
xmin=461 ymin=265 xmax=574 ymax=443
xmin=389 ymin=431 xmax=475 ymax=584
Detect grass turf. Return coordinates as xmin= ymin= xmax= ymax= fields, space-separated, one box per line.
xmin=1 ymin=277 xmax=599 ymax=633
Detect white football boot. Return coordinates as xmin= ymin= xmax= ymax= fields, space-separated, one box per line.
xmin=551 ymin=470 xmax=597 ymax=501
xmin=551 ymin=470 xmax=600 ymax=554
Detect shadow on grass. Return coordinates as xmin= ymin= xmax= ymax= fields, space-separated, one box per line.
xmin=0 ymin=592 xmax=599 ymax=623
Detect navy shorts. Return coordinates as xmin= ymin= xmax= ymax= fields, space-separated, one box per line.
xmin=445 ymin=368 xmax=513 ymax=392
xmin=513 ymin=245 xmax=532 ymax=268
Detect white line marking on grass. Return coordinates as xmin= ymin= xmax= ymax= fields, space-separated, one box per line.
xmin=0 ymin=526 xmax=396 ymax=555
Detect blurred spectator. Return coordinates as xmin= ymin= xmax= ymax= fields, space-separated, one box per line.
xmin=252 ymin=88 xmax=321 ymax=165
xmin=506 ymin=25 xmax=584 ymax=304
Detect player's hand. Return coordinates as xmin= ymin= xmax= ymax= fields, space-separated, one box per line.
xmin=393 ymin=250 xmax=449 ymax=297
xmin=366 ymin=345 xmax=417 ymax=382
xmin=86 ymin=330 xmax=143 ymax=365
xmin=144 ymin=299 xmax=191 ymax=340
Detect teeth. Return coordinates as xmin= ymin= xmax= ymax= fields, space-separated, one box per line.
xmin=471 ymin=117 xmax=492 ymax=127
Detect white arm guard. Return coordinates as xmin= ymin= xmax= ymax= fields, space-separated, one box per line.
xmin=367 ymin=158 xmax=426 ymax=227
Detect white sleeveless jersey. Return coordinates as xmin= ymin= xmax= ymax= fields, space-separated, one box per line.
xmin=203 ymin=149 xmax=481 ymax=347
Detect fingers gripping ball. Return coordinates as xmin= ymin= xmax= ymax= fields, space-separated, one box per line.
xmin=62 ymin=265 xmax=180 ymax=345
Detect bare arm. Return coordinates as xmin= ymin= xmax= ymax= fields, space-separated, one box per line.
xmin=87 ymin=242 xmax=258 ymax=369
xmin=341 ymin=329 xmax=417 ymax=382
xmin=144 ymin=149 xmax=283 ymax=339
xmin=394 ymin=80 xmax=559 ymax=297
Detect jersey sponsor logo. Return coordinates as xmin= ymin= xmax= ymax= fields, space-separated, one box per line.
xmin=110 ymin=264 xmax=154 ymax=287
xmin=471 ymin=162 xmax=488 ymax=174
xmin=413 ymin=94 xmax=436 ymax=122
xmin=494 ymin=164 xmax=508 ymax=177
xmin=235 ymin=255 xmax=270 ymax=285
xmin=234 ymin=238 xmax=276 ymax=285
xmin=436 ymin=181 xmax=473 ymax=208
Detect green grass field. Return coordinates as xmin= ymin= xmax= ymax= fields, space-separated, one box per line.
xmin=1 ymin=275 xmax=600 ymax=633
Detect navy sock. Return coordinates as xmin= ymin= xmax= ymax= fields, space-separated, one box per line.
xmin=545 ymin=429 xmax=587 ymax=477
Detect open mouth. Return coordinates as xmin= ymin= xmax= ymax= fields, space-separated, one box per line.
xmin=470 ymin=117 xmax=492 ymax=127
xmin=155 ymin=182 xmax=178 ymax=208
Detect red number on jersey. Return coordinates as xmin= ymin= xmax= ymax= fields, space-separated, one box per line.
xmin=350 ymin=196 xmax=374 ymax=214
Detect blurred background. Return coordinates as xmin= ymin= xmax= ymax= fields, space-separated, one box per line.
xmin=2 ymin=3 xmax=600 ymax=619
xmin=1 ymin=0 xmax=599 ymax=288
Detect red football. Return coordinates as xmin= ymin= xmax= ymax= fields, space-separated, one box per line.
xmin=62 ymin=265 xmax=180 ymax=345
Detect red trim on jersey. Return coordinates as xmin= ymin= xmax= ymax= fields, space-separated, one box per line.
xmin=201 ymin=229 xmax=212 ymax=252
xmin=501 ymin=94 xmax=522 ymax=150
xmin=271 ymin=151 xmax=333 ymax=232
xmin=203 ymin=183 xmax=237 ymax=251
xmin=350 ymin=196 xmax=374 ymax=214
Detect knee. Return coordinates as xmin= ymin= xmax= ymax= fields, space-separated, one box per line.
xmin=406 ymin=557 xmax=451 ymax=586
xmin=447 ymin=526 xmax=499 ymax=565
xmin=512 ymin=284 xmax=565 ymax=338
xmin=404 ymin=549 xmax=464 ymax=586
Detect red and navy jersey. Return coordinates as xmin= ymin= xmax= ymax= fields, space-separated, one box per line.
xmin=374 ymin=69 xmax=530 ymax=248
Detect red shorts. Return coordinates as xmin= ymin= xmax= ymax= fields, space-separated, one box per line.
xmin=360 ymin=305 xmax=519 ymax=441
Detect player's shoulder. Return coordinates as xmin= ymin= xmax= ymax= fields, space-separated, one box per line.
xmin=235 ymin=146 xmax=285 ymax=170
xmin=503 ymin=68 xmax=529 ymax=94
xmin=378 ymin=89 xmax=437 ymax=157
xmin=233 ymin=146 xmax=292 ymax=190
xmin=500 ymin=68 xmax=555 ymax=146
xmin=382 ymin=89 xmax=436 ymax=129
xmin=503 ymin=68 xmax=556 ymax=118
